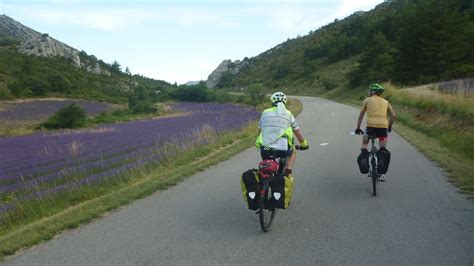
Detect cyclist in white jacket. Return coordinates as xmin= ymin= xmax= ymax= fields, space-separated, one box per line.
xmin=255 ymin=92 xmax=308 ymax=176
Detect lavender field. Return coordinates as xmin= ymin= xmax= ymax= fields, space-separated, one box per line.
xmin=0 ymin=99 xmax=114 ymax=122
xmin=438 ymin=78 xmax=474 ymax=98
xmin=0 ymin=102 xmax=259 ymax=216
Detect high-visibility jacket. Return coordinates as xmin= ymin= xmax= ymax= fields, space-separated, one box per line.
xmin=255 ymin=106 xmax=299 ymax=150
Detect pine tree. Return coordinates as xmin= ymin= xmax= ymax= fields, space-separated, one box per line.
xmin=396 ymin=0 xmax=474 ymax=83
xmin=354 ymin=32 xmax=396 ymax=85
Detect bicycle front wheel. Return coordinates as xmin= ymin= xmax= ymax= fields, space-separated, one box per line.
xmin=372 ymin=174 xmax=377 ymax=196
xmin=370 ymin=156 xmax=377 ymax=196
xmin=259 ymin=182 xmax=276 ymax=232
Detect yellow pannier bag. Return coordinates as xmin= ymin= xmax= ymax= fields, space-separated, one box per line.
xmin=270 ymin=173 xmax=294 ymax=209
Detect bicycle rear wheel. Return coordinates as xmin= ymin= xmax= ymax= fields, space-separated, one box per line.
xmin=259 ymin=182 xmax=276 ymax=232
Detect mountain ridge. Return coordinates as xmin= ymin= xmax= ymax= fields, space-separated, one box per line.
xmin=0 ymin=15 xmax=173 ymax=102
xmin=0 ymin=15 xmax=106 ymax=74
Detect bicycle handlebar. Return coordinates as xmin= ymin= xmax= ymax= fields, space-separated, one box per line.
xmin=354 ymin=132 xmax=380 ymax=139
xmin=353 ymin=131 xmax=391 ymax=137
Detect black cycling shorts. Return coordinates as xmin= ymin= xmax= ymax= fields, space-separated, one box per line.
xmin=365 ymin=127 xmax=388 ymax=138
xmin=260 ymin=146 xmax=293 ymax=160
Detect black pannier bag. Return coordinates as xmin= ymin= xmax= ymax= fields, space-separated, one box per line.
xmin=357 ymin=151 xmax=370 ymax=174
xmin=241 ymin=169 xmax=260 ymax=210
xmin=376 ymin=148 xmax=391 ymax=174
xmin=269 ymin=173 xmax=294 ymax=209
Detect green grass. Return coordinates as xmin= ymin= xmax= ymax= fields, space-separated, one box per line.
xmin=0 ymin=122 xmax=36 ymax=137
xmin=0 ymin=99 xmax=301 ymax=260
xmin=394 ymin=123 xmax=474 ymax=197
xmin=395 ymin=107 xmax=474 ymax=161
xmin=89 ymin=102 xmax=177 ymax=125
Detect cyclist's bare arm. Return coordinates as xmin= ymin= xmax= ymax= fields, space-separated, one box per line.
xmin=388 ymin=103 xmax=397 ymax=128
xmin=293 ymin=128 xmax=305 ymax=143
xmin=356 ymin=106 xmax=367 ymax=129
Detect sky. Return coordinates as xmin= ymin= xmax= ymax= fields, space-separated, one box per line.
xmin=0 ymin=0 xmax=383 ymax=84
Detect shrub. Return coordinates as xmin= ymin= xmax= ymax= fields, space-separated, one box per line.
xmin=245 ymin=83 xmax=266 ymax=105
xmin=128 ymin=86 xmax=157 ymax=114
xmin=40 ymin=103 xmax=87 ymax=129
xmin=128 ymin=95 xmax=156 ymax=114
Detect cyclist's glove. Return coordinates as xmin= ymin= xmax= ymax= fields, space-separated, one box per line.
xmin=355 ymin=128 xmax=364 ymax=135
xmin=299 ymin=139 xmax=309 ymax=150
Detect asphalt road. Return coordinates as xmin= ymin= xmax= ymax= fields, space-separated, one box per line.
xmin=5 ymin=96 xmax=474 ymax=265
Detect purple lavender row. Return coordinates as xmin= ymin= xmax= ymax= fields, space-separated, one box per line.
xmin=0 ymin=113 xmax=196 ymax=168
xmin=0 ymin=119 xmax=252 ymax=186
xmin=38 ymin=135 xmax=209 ymax=195
xmin=0 ymin=103 xmax=246 ymax=166
xmin=0 ymin=131 xmax=191 ymax=194
xmin=0 ymin=107 xmax=258 ymax=180
xmin=0 ymin=112 xmax=240 ymax=177
xmin=0 ymin=102 xmax=259 ymax=217
xmin=0 ymin=105 xmax=256 ymax=194
xmin=3 ymin=107 xmax=260 ymax=176
xmin=0 ymin=118 xmax=255 ymax=216
xmin=8 ymin=130 xmax=210 ymax=200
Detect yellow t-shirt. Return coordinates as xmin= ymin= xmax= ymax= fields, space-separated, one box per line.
xmin=362 ymin=95 xmax=390 ymax=128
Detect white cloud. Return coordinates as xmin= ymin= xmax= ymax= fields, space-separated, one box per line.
xmin=258 ymin=4 xmax=334 ymax=35
xmin=334 ymin=0 xmax=383 ymax=17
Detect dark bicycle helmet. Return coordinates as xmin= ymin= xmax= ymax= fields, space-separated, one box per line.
xmin=369 ymin=83 xmax=384 ymax=94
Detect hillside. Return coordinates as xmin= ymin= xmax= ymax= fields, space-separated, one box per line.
xmin=0 ymin=15 xmax=173 ymax=102
xmin=207 ymin=0 xmax=474 ymax=94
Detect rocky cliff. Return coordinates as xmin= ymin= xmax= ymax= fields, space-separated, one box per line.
xmin=206 ymin=59 xmax=249 ymax=88
xmin=0 ymin=15 xmax=105 ymax=74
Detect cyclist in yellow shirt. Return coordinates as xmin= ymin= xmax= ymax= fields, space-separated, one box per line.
xmin=355 ymin=84 xmax=396 ymax=180
xmin=355 ymin=83 xmax=396 ymax=150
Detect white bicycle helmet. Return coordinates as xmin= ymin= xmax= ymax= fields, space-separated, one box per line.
xmin=270 ymin=92 xmax=287 ymax=104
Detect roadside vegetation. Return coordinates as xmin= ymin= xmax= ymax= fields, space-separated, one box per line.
xmin=384 ymin=82 xmax=474 ymax=196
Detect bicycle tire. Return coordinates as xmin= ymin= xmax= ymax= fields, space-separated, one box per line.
xmin=370 ymin=157 xmax=377 ymax=196
xmin=372 ymin=174 xmax=377 ymax=196
xmin=259 ymin=182 xmax=276 ymax=232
